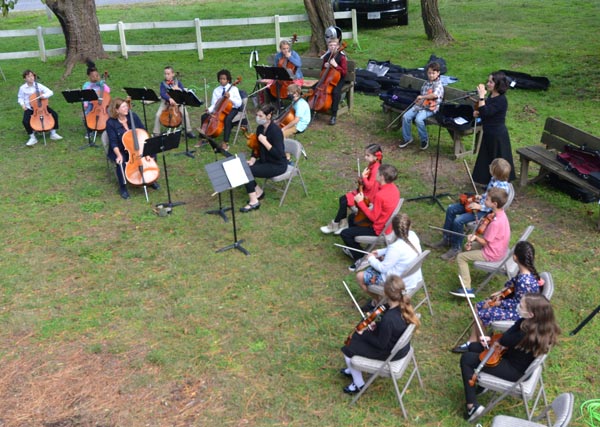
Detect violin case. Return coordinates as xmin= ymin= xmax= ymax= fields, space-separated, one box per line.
xmin=436 ymin=103 xmax=475 ymax=132
xmin=499 ymin=69 xmax=550 ymax=91
xmin=379 ymin=87 xmax=420 ymax=110
xmin=556 ymin=144 xmax=600 ymax=189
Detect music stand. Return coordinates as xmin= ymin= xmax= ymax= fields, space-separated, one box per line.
xmin=254 ymin=65 xmax=293 ymax=111
xmin=205 ymin=136 xmax=233 ymax=222
xmin=123 ymin=87 xmax=160 ymax=130
xmin=570 ymin=304 xmax=599 ymax=336
xmin=62 ymin=89 xmax=98 ymax=149
xmin=169 ymin=89 xmax=203 ymax=159
xmin=205 ymin=153 xmax=253 ymax=255
xmin=142 ymin=131 xmax=184 ymax=212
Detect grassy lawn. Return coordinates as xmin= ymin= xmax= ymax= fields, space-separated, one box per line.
xmin=0 ymin=0 xmax=599 ymax=426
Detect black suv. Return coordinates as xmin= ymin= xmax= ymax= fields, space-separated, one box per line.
xmin=332 ymin=0 xmax=408 ymax=26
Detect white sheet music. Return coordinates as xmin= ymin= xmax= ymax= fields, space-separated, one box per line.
xmin=223 ymin=156 xmax=249 ymax=188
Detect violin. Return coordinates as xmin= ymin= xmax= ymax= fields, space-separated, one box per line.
xmin=476 ymin=212 xmax=495 ymax=235
xmin=486 ymin=285 xmax=515 ymax=308
xmin=245 ymin=130 xmax=260 ymax=158
xmin=159 ymin=76 xmax=183 ymax=128
xmin=121 ymin=98 xmax=160 ymax=186
xmin=345 ymin=304 xmax=387 ymax=346
xmin=461 ymin=160 xmax=480 ymax=213
xmin=420 ymin=88 xmax=437 ymax=111
xmin=29 ymin=77 xmax=55 ymax=132
xmin=85 ymin=71 xmax=111 ymax=132
xmin=270 ymin=34 xmax=298 ymax=100
xmin=468 ymin=334 xmax=507 ymax=386
xmin=307 ymin=41 xmax=347 ymax=113
xmin=353 ymin=158 xmax=373 ymax=227
xmin=201 ymin=76 xmax=242 ymax=138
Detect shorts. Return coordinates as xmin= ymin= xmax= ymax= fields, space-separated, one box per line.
xmin=363 ymin=267 xmax=383 ymax=287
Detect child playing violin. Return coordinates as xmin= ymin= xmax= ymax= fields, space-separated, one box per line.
xmin=452 ymin=241 xmax=543 ymax=353
xmin=17 ymin=69 xmax=62 ymax=146
xmin=340 ymin=275 xmax=420 ymax=394
xmin=458 ymin=293 xmax=560 ymax=421
xmin=399 ymin=61 xmax=443 ymax=150
xmin=356 ymin=213 xmax=423 ymax=309
xmin=199 ymin=69 xmax=242 ymax=151
xmin=450 ymin=187 xmax=510 ymax=298
xmin=152 ymin=66 xmax=194 ymax=138
xmin=320 ymin=143 xmax=383 ymax=235
xmin=432 ymin=158 xmax=511 ymax=261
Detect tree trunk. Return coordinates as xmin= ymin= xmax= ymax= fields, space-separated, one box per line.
xmin=303 ymin=0 xmax=336 ymax=56
xmin=421 ymin=0 xmax=454 ymax=45
xmin=45 ymin=0 xmax=107 ymax=76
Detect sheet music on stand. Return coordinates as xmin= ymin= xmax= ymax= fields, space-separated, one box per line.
xmin=222 ymin=156 xmax=250 ymax=188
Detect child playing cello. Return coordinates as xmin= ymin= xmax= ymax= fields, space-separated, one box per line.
xmin=320 ymin=144 xmax=383 ymax=235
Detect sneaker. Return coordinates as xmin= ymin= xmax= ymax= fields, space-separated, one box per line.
xmin=399 ymin=138 xmax=413 ymax=148
xmin=333 ymin=218 xmax=349 ymax=235
xmin=50 ymin=132 xmax=63 ymax=140
xmin=341 ymin=247 xmax=355 ymax=260
xmin=120 ymin=189 xmax=130 ymax=200
xmin=428 ymin=238 xmax=450 ymax=249
xmin=150 ymin=182 xmax=160 ymax=190
xmin=26 ymin=135 xmax=38 ymax=146
xmin=449 ymin=288 xmax=475 ymax=298
xmin=348 ymin=263 xmax=357 ymax=272
xmin=420 ymin=139 xmax=429 ymax=150
xmin=465 ymin=404 xmax=485 ymax=422
xmin=451 ymin=342 xmax=470 ymax=353
xmin=343 ymin=382 xmax=364 ymax=394
xmin=320 ymin=220 xmax=339 ymax=234
xmin=441 ymin=247 xmax=461 ymax=261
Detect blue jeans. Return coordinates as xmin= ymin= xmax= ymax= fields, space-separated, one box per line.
xmin=442 ymin=203 xmax=485 ymax=249
xmin=402 ymin=107 xmax=433 ymax=143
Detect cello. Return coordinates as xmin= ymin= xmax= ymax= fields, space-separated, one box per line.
xmin=121 ymin=99 xmax=160 ymax=187
xmin=159 ymin=74 xmax=183 ymax=128
xmin=29 ymin=76 xmax=55 ymax=133
xmin=269 ymin=34 xmax=298 ymax=100
xmin=200 ymin=76 xmax=242 ymax=138
xmin=85 ymin=71 xmax=111 ymax=132
xmin=307 ymin=40 xmax=347 ymax=113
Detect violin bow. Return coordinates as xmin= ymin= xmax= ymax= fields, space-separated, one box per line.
xmin=428 ymin=225 xmax=467 ymax=238
xmin=463 ymin=159 xmax=480 ymax=196
xmin=458 ymin=275 xmax=489 ymax=350
xmin=342 ymin=280 xmax=365 ymax=319
xmin=334 ymin=243 xmax=370 ymax=255
xmin=386 ymin=100 xmax=416 ymax=129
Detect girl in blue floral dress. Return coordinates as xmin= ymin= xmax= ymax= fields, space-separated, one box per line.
xmin=452 ymin=241 xmax=543 ymax=353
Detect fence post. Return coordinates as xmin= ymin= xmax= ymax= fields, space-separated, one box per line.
xmin=351 ymin=9 xmax=358 ymax=46
xmin=194 ymin=18 xmax=203 ymax=60
xmin=274 ymin=14 xmax=280 ymax=50
xmin=36 ymin=26 xmax=47 ymax=62
xmin=118 ymin=21 xmax=128 ymax=59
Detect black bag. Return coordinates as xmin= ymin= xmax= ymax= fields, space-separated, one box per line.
xmin=426 ymin=54 xmax=447 ymax=74
xmin=355 ymin=76 xmax=381 ymax=94
xmin=546 ymin=173 xmax=597 ymax=203
xmin=436 ymin=104 xmax=475 ymax=131
xmin=499 ymin=69 xmax=550 ymax=90
xmin=556 ymin=144 xmax=600 ymax=189
xmin=379 ymin=87 xmax=420 ymax=110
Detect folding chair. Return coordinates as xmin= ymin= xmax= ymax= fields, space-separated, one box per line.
xmin=369 ymin=250 xmax=433 ymax=316
xmin=490 ymin=271 xmax=554 ymax=333
xmin=470 ymin=354 xmax=549 ymax=423
xmin=354 ymin=198 xmax=405 ymax=252
xmin=349 ymin=322 xmax=423 ymax=419
xmin=491 ymin=392 xmax=574 ymax=427
xmin=473 ymin=225 xmax=535 ymax=293
xmin=231 ymin=90 xmax=250 ymax=146
xmin=263 ymin=138 xmax=308 ymax=206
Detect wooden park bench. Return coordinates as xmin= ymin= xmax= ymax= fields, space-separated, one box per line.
xmin=517 ymin=117 xmax=600 ymax=229
xmin=264 ymin=54 xmax=356 ymax=116
xmin=382 ymin=75 xmax=483 ymax=159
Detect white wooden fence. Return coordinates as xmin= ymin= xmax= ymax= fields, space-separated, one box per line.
xmin=0 ymin=11 xmax=358 ymax=62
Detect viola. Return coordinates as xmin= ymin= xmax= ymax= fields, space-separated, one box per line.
xmin=345 ymin=304 xmax=387 ymax=346
xmin=121 ymin=99 xmax=160 ymax=187
xmin=245 ymin=130 xmax=260 ymax=158
xmin=201 ymin=76 xmax=242 ymax=138
xmin=468 ymin=334 xmax=507 ymax=386
xmin=159 ymin=77 xmax=183 ymax=128
xmin=307 ymin=41 xmax=347 ymax=113
xmin=29 ymin=78 xmax=55 ymax=132
xmin=85 ymin=71 xmax=111 ymax=132
xmin=270 ymin=34 xmax=298 ymax=100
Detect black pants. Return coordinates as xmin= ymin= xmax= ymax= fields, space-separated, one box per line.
xmin=335 ymin=195 xmax=349 ymax=223
xmin=244 ymin=162 xmax=287 ymax=194
xmin=22 ymin=108 xmax=59 ymax=134
xmin=340 ymin=214 xmax=376 ymax=261
xmin=330 ymin=81 xmax=345 ymax=117
xmin=201 ymin=108 xmax=239 ymax=143
xmin=460 ymin=343 xmax=524 ymax=406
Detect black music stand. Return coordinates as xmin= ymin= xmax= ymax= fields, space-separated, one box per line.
xmin=407 ymin=111 xmax=450 ymax=212
xmin=205 ymin=136 xmax=233 ymax=222
xmin=169 ymin=89 xmax=203 ymax=159
xmin=254 ymin=65 xmax=293 ymax=111
xmin=142 ymin=131 xmax=184 ymax=212
xmin=62 ymin=89 xmax=98 ymax=149
xmin=123 ymin=87 xmax=160 ymax=130
xmin=205 ymin=153 xmax=253 ymax=255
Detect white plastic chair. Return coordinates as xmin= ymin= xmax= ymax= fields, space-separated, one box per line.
xmin=491 ymin=392 xmax=574 ymax=427
xmin=263 ymin=138 xmax=308 ymax=206
xmin=349 ymin=322 xmax=423 ymax=419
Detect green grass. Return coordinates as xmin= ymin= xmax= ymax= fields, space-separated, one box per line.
xmin=0 ymin=0 xmax=599 ymax=426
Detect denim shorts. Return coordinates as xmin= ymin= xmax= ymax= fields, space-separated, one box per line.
xmin=363 ymin=267 xmax=383 ymax=287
